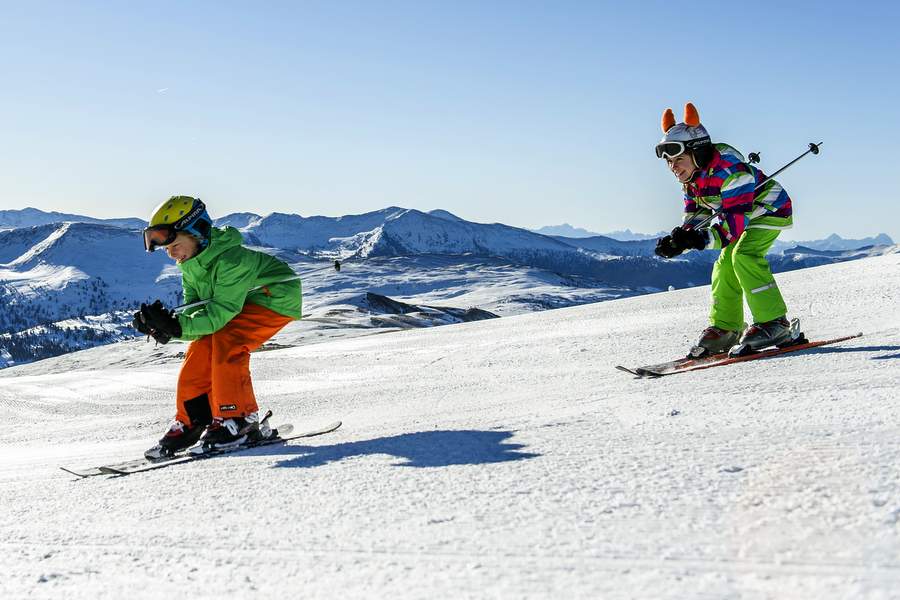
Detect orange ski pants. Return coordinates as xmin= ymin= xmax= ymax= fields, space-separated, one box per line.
xmin=176 ymin=303 xmax=293 ymax=425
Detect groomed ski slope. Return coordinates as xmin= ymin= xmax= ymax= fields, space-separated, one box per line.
xmin=1 ymin=253 xmax=899 ymax=599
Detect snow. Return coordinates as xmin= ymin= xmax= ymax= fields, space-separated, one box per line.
xmin=2 ymin=253 xmax=899 ymax=598
xmin=0 ymin=264 xmax=89 ymax=293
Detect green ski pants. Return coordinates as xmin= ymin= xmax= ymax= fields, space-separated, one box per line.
xmin=710 ymin=228 xmax=788 ymax=332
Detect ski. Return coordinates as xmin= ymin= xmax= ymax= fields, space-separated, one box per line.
xmin=60 ymin=424 xmax=298 ymax=478
xmin=618 ymin=332 xmax=863 ymax=378
xmin=61 ymin=421 xmax=341 ymax=478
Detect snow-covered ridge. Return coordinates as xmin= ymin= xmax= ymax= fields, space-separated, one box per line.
xmin=211 ymin=212 xmax=262 ymax=229
xmin=1 ymin=222 xmax=174 ymax=290
xmin=209 ymin=208 xmax=714 ymax=290
xmin=0 ymin=207 xmax=144 ymax=230
xmin=0 ymin=222 xmax=181 ymax=367
xmin=226 ymin=207 xmax=411 ymax=251
xmin=240 ymin=207 xmax=581 ymax=257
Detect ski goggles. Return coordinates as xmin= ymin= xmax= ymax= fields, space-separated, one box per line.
xmin=655 ymin=141 xmax=687 ymax=160
xmin=143 ymin=224 xmax=178 ymax=252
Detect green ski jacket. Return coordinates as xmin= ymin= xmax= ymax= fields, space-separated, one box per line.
xmin=176 ymin=226 xmax=301 ymax=340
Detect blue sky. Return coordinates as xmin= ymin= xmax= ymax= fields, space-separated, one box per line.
xmin=0 ymin=1 xmax=897 ymax=240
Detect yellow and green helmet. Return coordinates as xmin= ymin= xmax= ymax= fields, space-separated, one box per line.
xmin=143 ymin=196 xmax=212 ymax=252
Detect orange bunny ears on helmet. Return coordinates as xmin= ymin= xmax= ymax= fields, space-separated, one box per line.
xmin=684 ymin=102 xmax=700 ymax=127
xmin=661 ymin=108 xmax=675 ymax=133
xmin=661 ymin=102 xmax=701 ymax=132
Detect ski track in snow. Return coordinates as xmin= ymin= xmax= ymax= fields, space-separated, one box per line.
xmin=1 ymin=254 xmax=899 ymax=599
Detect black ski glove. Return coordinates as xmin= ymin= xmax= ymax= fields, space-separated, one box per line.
xmin=132 ymin=311 xmax=151 ymax=335
xmin=133 ymin=300 xmax=181 ymax=344
xmin=671 ymin=226 xmax=707 ymax=252
xmin=655 ymin=235 xmax=683 ymax=258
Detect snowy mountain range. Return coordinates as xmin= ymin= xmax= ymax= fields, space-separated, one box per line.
xmin=532 ymin=221 xmax=894 ymax=250
xmin=0 ymin=206 xmax=895 ymax=368
xmin=532 ymin=223 xmax=664 ymax=240
xmin=770 ymin=232 xmax=895 ymax=253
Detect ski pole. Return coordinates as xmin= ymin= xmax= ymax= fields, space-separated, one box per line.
xmin=173 ymin=259 xmax=342 ymax=314
xmin=689 ymin=142 xmax=822 ymax=231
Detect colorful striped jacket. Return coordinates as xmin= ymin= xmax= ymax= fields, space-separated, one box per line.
xmin=682 ymin=143 xmax=793 ymax=249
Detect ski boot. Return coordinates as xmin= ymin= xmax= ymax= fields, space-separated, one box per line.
xmin=688 ymin=326 xmax=743 ymax=358
xmin=145 ymin=419 xmax=208 ymax=461
xmin=189 ymin=410 xmax=275 ymax=454
xmin=729 ymin=317 xmax=804 ymax=357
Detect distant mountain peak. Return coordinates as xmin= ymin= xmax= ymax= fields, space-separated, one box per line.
xmin=532 ymin=223 xmax=601 ymax=238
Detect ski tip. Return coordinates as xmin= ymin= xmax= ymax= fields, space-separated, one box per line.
xmin=615 ymin=365 xmax=647 ymax=378
xmin=59 ymin=466 xmax=93 ymax=478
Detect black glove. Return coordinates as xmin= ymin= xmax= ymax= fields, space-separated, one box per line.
xmin=132 ymin=310 xmax=151 ymax=335
xmin=655 ymin=235 xmax=683 ymax=258
xmin=670 ymin=226 xmax=707 ymax=252
xmin=133 ymin=300 xmax=181 ymax=344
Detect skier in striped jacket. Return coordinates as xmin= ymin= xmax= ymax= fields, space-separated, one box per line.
xmin=654 ymin=103 xmax=795 ymax=356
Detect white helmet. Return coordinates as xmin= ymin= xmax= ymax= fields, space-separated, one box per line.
xmin=655 ymin=102 xmax=711 ymax=160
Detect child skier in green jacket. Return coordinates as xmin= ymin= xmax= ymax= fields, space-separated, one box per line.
xmin=134 ymin=196 xmax=301 ymax=459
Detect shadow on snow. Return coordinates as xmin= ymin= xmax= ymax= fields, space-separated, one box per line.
xmin=801 ymin=345 xmax=900 ymax=360
xmin=251 ymin=429 xmax=540 ymax=469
